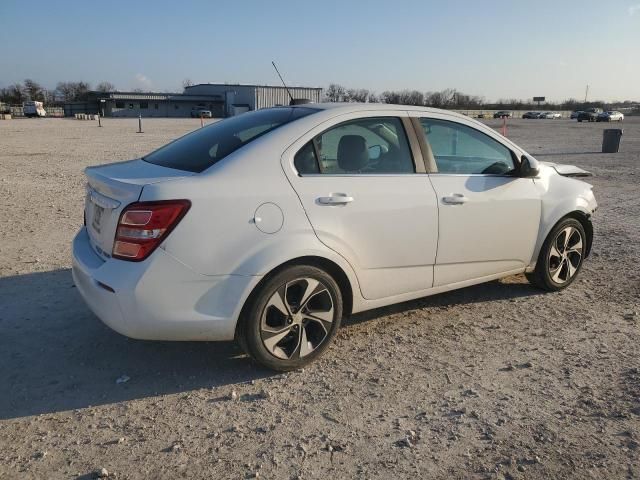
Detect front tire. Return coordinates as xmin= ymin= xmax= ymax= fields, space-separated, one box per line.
xmin=237 ymin=265 xmax=343 ymax=371
xmin=526 ymin=218 xmax=586 ymax=291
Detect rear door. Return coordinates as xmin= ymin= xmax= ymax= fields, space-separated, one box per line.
xmin=411 ymin=113 xmax=541 ymax=286
xmin=282 ymin=111 xmax=439 ymax=300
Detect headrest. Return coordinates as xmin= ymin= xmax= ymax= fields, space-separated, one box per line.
xmin=337 ymin=135 xmax=368 ymax=172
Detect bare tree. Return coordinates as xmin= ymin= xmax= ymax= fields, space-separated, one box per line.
xmin=325 ymin=84 xmax=346 ymax=102
xmin=345 ymin=88 xmax=370 ymax=103
xmin=380 ymin=91 xmax=400 ymax=104
xmin=23 ymin=79 xmax=45 ymax=101
xmin=404 ymin=90 xmax=424 ymax=106
xmin=8 ymin=83 xmax=27 ymax=104
xmin=0 ymin=84 xmax=26 ymax=104
xmin=182 ymin=78 xmax=194 ymax=89
xmin=55 ymin=81 xmax=92 ymax=102
xmin=96 ymin=81 xmax=116 ymax=92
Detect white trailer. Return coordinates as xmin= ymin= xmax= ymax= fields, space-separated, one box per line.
xmin=23 ymin=101 xmax=47 ymax=118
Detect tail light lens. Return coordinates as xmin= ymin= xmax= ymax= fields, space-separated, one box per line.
xmin=113 ymin=200 xmax=191 ymax=261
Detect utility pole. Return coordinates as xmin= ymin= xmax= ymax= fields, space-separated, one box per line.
xmin=584 ymin=85 xmax=589 ymax=103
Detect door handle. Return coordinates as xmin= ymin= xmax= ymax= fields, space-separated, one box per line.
xmin=318 ymin=193 xmax=354 ymax=206
xmin=442 ymin=193 xmax=469 ymax=205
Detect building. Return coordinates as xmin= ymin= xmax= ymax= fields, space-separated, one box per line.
xmin=183 ymin=83 xmax=323 ymax=116
xmin=83 ymin=91 xmax=225 ymax=118
xmin=71 ymin=83 xmax=322 ymax=118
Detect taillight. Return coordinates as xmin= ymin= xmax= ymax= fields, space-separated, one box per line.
xmin=113 ymin=200 xmax=191 ymax=261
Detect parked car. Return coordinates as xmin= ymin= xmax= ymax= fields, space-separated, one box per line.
xmin=23 ymin=101 xmax=47 ymax=118
xmin=522 ymin=111 xmax=541 ymax=119
xmin=539 ymin=112 xmax=562 ymax=119
xmin=570 ymin=111 xmax=583 ymax=119
xmin=577 ymin=108 xmax=603 ymax=122
xmin=596 ymin=111 xmax=624 ymax=122
xmin=493 ymin=111 xmax=512 ymax=119
xmin=191 ymin=107 xmax=212 ymax=118
xmin=476 ymin=113 xmax=487 ymax=119
xmin=73 ymin=104 xmax=597 ymax=371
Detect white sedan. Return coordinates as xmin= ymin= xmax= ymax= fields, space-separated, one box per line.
xmin=72 ymin=103 xmax=597 ymax=371
xmin=540 ymin=112 xmax=562 ymax=119
xmin=597 ymin=111 xmax=624 ymax=122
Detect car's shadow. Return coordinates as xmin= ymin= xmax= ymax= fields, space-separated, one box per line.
xmin=0 ymin=268 xmax=543 ymax=420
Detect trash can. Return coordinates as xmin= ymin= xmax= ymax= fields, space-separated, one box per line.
xmin=602 ymin=129 xmax=623 ymax=153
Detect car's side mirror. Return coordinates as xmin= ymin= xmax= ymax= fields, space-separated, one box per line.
xmin=519 ymin=155 xmax=540 ymax=177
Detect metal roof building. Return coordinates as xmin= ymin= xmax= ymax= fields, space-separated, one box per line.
xmin=70 ymin=83 xmax=322 ymax=118
xmin=184 ymin=83 xmax=323 ymax=116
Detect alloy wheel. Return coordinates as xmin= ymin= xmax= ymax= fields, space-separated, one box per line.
xmin=260 ymin=278 xmax=335 ymax=360
xmin=548 ymin=226 xmax=583 ymax=284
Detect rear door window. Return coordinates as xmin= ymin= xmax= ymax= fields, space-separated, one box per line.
xmin=144 ymin=107 xmax=316 ymax=173
xmin=293 ymin=117 xmax=415 ymax=175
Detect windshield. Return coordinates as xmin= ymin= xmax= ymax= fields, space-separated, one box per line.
xmin=144 ymin=107 xmax=317 ymax=173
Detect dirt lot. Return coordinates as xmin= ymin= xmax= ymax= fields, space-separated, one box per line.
xmin=1 ymin=116 xmax=639 ymax=480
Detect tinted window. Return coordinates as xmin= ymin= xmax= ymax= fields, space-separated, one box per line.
xmin=144 ymin=107 xmax=316 ymax=173
xmin=310 ymin=117 xmax=414 ymax=174
xmin=419 ymin=118 xmax=515 ymax=175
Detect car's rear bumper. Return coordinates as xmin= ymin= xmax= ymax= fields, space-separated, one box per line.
xmin=72 ymin=227 xmax=261 ymax=341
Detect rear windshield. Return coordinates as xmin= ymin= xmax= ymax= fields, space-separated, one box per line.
xmin=144 ymin=107 xmax=316 ymax=173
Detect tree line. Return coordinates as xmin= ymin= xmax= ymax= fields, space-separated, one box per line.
xmin=2 ymin=78 xmax=637 ymax=111
xmin=0 ymin=79 xmax=116 ymax=104
xmin=324 ymin=83 xmax=637 ymax=111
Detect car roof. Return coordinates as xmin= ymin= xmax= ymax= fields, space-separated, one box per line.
xmin=289 ymin=102 xmax=473 ymax=121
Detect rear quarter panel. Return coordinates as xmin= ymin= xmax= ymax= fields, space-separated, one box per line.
xmin=138 ymin=129 xmax=360 ymax=294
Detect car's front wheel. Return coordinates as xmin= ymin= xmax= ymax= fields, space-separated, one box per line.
xmin=526 ymin=217 xmax=586 ymax=291
xmin=237 ymin=265 xmax=343 ymax=371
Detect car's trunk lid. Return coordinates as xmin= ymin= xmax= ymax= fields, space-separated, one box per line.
xmin=84 ymin=159 xmax=193 ymax=260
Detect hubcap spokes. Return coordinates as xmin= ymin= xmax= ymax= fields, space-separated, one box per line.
xmin=260 ymin=278 xmax=334 ymax=360
xmin=549 ymin=226 xmax=583 ymax=284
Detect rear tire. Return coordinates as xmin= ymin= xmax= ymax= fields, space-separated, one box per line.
xmin=526 ymin=218 xmax=586 ymax=292
xmin=237 ymin=265 xmax=343 ymax=371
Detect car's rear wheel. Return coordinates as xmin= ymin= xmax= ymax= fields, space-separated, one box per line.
xmin=238 ymin=265 xmax=343 ymax=371
xmin=526 ymin=218 xmax=586 ymax=291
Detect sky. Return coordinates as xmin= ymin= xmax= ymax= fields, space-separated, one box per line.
xmin=1 ymin=0 xmax=639 ymax=102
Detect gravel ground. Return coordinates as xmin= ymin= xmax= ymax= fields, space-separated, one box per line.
xmin=1 ymin=116 xmax=638 ymax=480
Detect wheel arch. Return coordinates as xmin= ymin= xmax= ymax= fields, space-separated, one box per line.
xmin=235 ymin=255 xmax=355 ymax=341
xmin=564 ymin=210 xmax=593 ymax=258
xmin=532 ymin=210 xmax=593 ymax=268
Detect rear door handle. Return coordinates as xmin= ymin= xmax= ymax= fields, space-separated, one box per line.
xmin=442 ymin=193 xmax=469 ymax=205
xmin=318 ymin=193 xmax=354 ymax=205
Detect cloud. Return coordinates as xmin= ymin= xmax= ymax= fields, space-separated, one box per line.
xmin=629 ymin=4 xmax=640 ymax=15
xmin=133 ymin=73 xmax=153 ymax=89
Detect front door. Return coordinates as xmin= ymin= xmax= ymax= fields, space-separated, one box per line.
xmin=414 ymin=115 xmax=541 ymax=286
xmin=283 ymin=113 xmax=439 ymax=300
